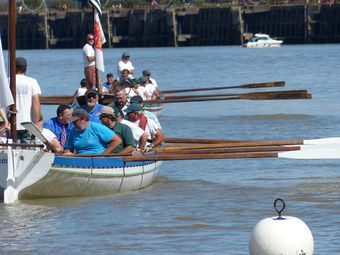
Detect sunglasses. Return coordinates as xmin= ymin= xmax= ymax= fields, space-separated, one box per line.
xmin=99 ymin=114 xmax=111 ymax=120
xmin=88 ymin=37 xmax=94 ymax=40
xmin=87 ymin=94 xmax=97 ymax=99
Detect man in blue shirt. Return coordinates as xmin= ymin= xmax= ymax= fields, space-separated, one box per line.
xmin=43 ymin=104 xmax=73 ymax=148
xmin=102 ymin=73 xmax=116 ymax=92
xmin=80 ymin=89 xmax=104 ymax=123
xmin=63 ymin=109 xmax=121 ymax=155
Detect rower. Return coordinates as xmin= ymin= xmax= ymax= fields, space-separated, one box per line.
xmin=124 ymin=103 xmax=164 ymax=151
xmin=98 ymin=106 xmax=135 ymax=154
xmin=129 ymin=95 xmax=161 ymax=129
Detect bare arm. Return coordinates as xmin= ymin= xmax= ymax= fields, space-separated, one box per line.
xmin=87 ymin=56 xmax=95 ymax=63
xmin=103 ymin=135 xmax=122 ymax=154
xmin=138 ymin=132 xmax=148 ymax=150
xmin=0 ymin=108 xmax=10 ymax=130
xmin=119 ymin=145 xmax=135 ymax=154
xmin=152 ymin=129 xmax=165 ymax=147
xmin=32 ymin=95 xmax=41 ymax=126
xmin=51 ymin=137 xmax=63 ymax=155
xmin=63 ymin=149 xmax=73 ymax=155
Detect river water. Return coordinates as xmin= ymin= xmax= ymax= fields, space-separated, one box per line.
xmin=0 ymin=45 xmax=339 ymax=254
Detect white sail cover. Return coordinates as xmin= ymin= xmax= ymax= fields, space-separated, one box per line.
xmin=0 ymin=35 xmax=14 ymax=108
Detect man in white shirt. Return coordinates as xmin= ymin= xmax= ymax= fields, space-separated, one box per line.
xmin=117 ymin=52 xmax=135 ymax=80
xmin=16 ymin=57 xmax=41 ymax=144
xmin=83 ymin=33 xmax=96 ymax=89
xmin=142 ymin=70 xmax=160 ymax=99
xmin=124 ymin=103 xmax=164 ymax=151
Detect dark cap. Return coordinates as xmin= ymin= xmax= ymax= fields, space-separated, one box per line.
xmin=80 ymin=78 xmax=87 ymax=87
xmin=142 ymin=70 xmax=151 ymax=76
xmin=122 ymin=52 xmax=130 ymax=58
xmin=121 ymin=78 xmax=134 ymax=88
xmin=138 ymin=76 xmax=146 ymax=83
xmin=85 ymin=89 xmax=99 ymax=96
xmin=16 ymin=57 xmax=27 ymax=67
xmin=70 ymin=108 xmax=89 ymax=122
xmin=130 ymin=95 xmax=143 ymax=104
xmin=124 ymin=103 xmax=143 ymax=114
xmin=106 ymin=73 xmax=114 ymax=78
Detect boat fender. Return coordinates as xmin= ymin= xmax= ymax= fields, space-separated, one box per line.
xmin=249 ymin=198 xmax=314 ymax=255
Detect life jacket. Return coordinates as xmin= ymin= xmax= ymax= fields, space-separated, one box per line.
xmin=139 ymin=113 xmax=148 ymax=131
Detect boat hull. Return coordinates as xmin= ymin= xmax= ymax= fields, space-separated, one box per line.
xmin=0 ymin=149 xmax=161 ymax=202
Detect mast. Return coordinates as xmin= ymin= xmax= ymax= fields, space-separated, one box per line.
xmin=9 ymin=0 xmax=17 ymax=142
xmin=93 ymin=7 xmax=99 ymax=91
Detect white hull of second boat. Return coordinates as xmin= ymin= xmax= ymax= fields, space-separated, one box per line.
xmin=246 ymin=41 xmax=283 ymax=48
xmin=246 ymin=33 xmax=283 ymax=48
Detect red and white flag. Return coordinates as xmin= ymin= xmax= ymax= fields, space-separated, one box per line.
xmin=94 ymin=10 xmax=106 ymax=73
xmin=0 ymin=35 xmax=14 ymax=109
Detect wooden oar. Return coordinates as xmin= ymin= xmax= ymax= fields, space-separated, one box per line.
xmin=164 ymin=137 xmax=251 ymax=144
xmin=162 ymin=81 xmax=285 ymax=94
xmin=124 ymin=151 xmax=279 ymax=161
xmin=149 ymin=90 xmax=311 ymax=104
xmin=164 ymin=90 xmax=309 ymax=100
xmin=40 ymin=94 xmax=115 ymax=106
xmin=157 ymin=146 xmax=301 ymax=155
xmin=163 ymin=140 xmax=304 ymax=151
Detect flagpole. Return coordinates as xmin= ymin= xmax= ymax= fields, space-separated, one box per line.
xmin=9 ymin=0 xmax=17 ymax=142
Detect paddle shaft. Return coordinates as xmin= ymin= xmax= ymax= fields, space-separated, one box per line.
xmin=150 ymin=90 xmax=311 ymax=104
xmin=124 ymin=151 xmax=279 ymax=161
xmin=163 ymin=140 xmax=304 ymax=151
xmin=162 ymin=81 xmax=285 ymax=94
xmin=164 ymin=90 xmax=308 ymax=100
xmin=157 ymin=146 xmax=301 ymax=155
xmin=164 ymin=137 xmax=250 ymax=144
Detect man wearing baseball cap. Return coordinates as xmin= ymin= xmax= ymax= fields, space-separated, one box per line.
xmin=97 ymin=106 xmax=135 ymax=154
xmin=124 ymin=103 xmax=164 ymax=151
xmin=63 ymin=108 xmax=122 ymax=155
xmin=80 ymin=89 xmax=104 ymax=123
xmin=117 ymin=52 xmax=135 ymax=80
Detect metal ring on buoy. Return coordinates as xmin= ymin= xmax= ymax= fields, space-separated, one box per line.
xmin=274 ymin=198 xmax=286 ymax=220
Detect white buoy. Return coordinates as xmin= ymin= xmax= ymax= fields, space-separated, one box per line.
xmin=249 ymin=199 xmax=314 ymax=255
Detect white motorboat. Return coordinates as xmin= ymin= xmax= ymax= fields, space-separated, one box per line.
xmin=245 ymin=33 xmax=283 ymax=48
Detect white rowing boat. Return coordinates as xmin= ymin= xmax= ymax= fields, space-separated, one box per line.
xmin=0 ymin=148 xmax=161 ymax=203
xmin=0 ymin=1 xmax=162 ymax=204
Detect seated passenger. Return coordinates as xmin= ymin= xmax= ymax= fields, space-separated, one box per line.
xmin=63 ymin=109 xmax=121 ymax=155
xmin=38 ymin=115 xmax=63 ymax=154
xmin=125 ymin=78 xmax=150 ymax=101
xmin=142 ymin=70 xmax=160 ymax=99
xmin=124 ymin=103 xmax=164 ymax=151
xmin=129 ymin=95 xmax=161 ymax=128
xmin=98 ymin=106 xmax=135 ymax=154
xmin=43 ymin=104 xmax=73 ymax=149
xmin=102 ymin=73 xmax=117 ymax=93
xmin=80 ymin=89 xmax=104 ymax=123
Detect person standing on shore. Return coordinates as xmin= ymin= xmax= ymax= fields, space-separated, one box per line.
xmin=16 ymin=57 xmax=41 ymax=144
xmin=83 ymin=33 xmax=96 ymax=89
